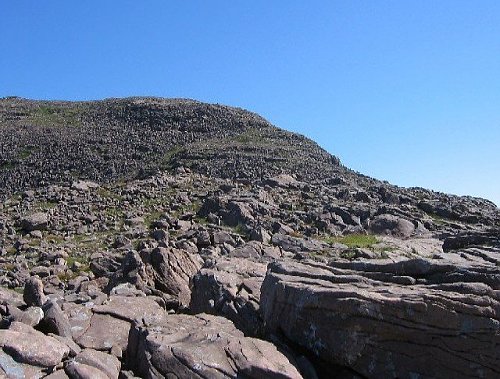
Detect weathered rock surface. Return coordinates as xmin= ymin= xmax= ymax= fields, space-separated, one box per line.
xmin=75 ymin=313 xmax=130 ymax=352
xmin=189 ymin=258 xmax=267 ymax=335
xmin=0 ymin=321 xmax=70 ymax=367
xmin=74 ymin=348 xmax=121 ymax=379
xmin=127 ymin=313 xmax=303 ymax=378
xmin=23 ymin=276 xmax=47 ymax=306
xmin=261 ymin=260 xmax=500 ymax=379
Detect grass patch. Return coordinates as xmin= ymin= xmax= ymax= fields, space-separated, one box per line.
xmin=428 ymin=213 xmax=448 ymax=225
xmin=0 ymin=162 xmax=16 ymax=170
xmin=339 ymin=249 xmax=357 ymax=260
xmin=18 ymin=147 xmax=34 ymax=160
xmin=34 ymin=200 xmax=58 ymax=210
xmin=105 ymin=207 xmax=125 ymax=219
xmin=5 ymin=246 xmax=17 ymax=255
xmin=144 ymin=211 xmax=164 ymax=228
xmin=233 ymin=130 xmax=264 ymax=145
xmin=30 ymin=105 xmax=83 ymax=127
xmin=46 ymin=234 xmax=65 ymax=244
xmin=324 ymin=234 xmax=378 ymax=248
xmin=160 ymin=145 xmax=185 ymax=170
xmin=97 ymin=188 xmax=123 ymax=201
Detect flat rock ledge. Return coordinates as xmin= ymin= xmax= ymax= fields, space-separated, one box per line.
xmin=260 ymin=259 xmax=500 ymax=379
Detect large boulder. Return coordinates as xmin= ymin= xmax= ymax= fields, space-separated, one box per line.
xmin=93 ymin=295 xmax=168 ymax=324
xmin=74 ymin=348 xmax=121 ymax=379
xmin=271 ymin=233 xmax=325 ymax=254
xmin=369 ymin=214 xmax=415 ymax=237
xmin=189 ymin=258 xmax=267 ymax=335
xmin=260 ymin=260 xmax=500 ymax=379
xmin=145 ymin=247 xmax=202 ymax=307
xmin=75 ymin=313 xmax=131 ymax=352
xmin=109 ymin=248 xmax=202 ymax=309
xmin=20 ymin=212 xmax=48 ymax=232
xmin=0 ymin=321 xmax=70 ymax=367
xmin=127 ymin=313 xmax=303 ymax=378
xmin=23 ymin=276 xmax=47 ymax=306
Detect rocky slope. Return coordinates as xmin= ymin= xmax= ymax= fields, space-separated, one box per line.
xmin=0 ymin=97 xmax=498 ymax=378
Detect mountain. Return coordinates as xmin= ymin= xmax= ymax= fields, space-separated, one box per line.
xmin=0 ymin=97 xmax=498 ymax=378
xmin=0 ymin=96 xmax=339 ymax=192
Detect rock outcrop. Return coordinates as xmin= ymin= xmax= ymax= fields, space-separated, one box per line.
xmin=260 ymin=259 xmax=500 ymax=378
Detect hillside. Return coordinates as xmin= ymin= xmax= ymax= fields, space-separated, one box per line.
xmin=0 ymin=97 xmax=339 ymax=193
xmin=0 ymin=97 xmax=498 ymax=378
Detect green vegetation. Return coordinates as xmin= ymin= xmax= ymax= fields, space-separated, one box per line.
xmin=231 ymin=223 xmax=250 ymax=240
xmin=30 ymin=105 xmax=82 ymax=127
xmin=46 ymin=234 xmax=65 ymax=244
xmin=18 ymin=147 xmax=33 ymax=159
xmin=97 ymin=187 xmax=123 ymax=201
xmin=0 ymin=162 xmax=16 ymax=170
xmin=324 ymin=233 xmax=378 ymax=248
xmin=144 ymin=210 xmax=164 ymax=228
xmin=161 ymin=145 xmax=185 ymax=170
xmin=339 ymin=249 xmax=357 ymax=260
xmin=234 ymin=130 xmax=263 ymax=144
xmin=428 ymin=213 xmax=448 ymax=225
xmin=5 ymin=246 xmax=17 ymax=255
xmin=105 ymin=206 xmax=125 ymax=219
xmin=34 ymin=200 xmax=58 ymax=210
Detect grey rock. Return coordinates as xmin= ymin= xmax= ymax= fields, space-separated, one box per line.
xmin=369 ymin=213 xmax=415 ymax=237
xmin=75 ymin=313 xmax=130 ymax=352
xmin=23 ymin=276 xmax=47 ymax=306
xmin=65 ymin=360 xmax=109 ymax=379
xmin=20 ymin=212 xmax=48 ymax=232
xmin=261 ymin=260 xmax=500 ymax=379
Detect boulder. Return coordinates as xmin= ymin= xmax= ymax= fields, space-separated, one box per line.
xmin=93 ymin=295 xmax=167 ymax=324
xmin=0 ymin=349 xmax=45 ymax=379
xmin=189 ymin=258 xmax=267 ymax=335
xmin=271 ymin=233 xmax=324 ymax=254
xmin=260 ymin=260 xmax=500 ymax=379
xmin=369 ymin=214 xmax=415 ymax=237
xmin=20 ymin=212 xmax=48 ymax=232
xmin=41 ymin=299 xmax=73 ymax=337
xmin=75 ymin=313 xmax=131 ymax=352
xmin=23 ymin=276 xmax=47 ymax=306
xmin=74 ymin=349 xmax=120 ymax=379
xmin=65 ymin=360 xmax=109 ymax=379
xmin=0 ymin=321 xmax=70 ymax=367
xmin=264 ymin=174 xmax=300 ymax=188
xmin=7 ymin=305 xmax=44 ymax=327
xmin=109 ymin=247 xmax=202 ymax=309
xmin=143 ymin=247 xmax=202 ymax=307
xmin=127 ymin=313 xmax=303 ymax=378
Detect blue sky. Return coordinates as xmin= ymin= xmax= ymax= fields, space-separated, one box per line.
xmin=1 ymin=1 xmax=499 ymax=205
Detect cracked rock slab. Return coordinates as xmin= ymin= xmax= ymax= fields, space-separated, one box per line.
xmin=127 ymin=313 xmax=303 ymax=379
xmin=0 ymin=321 xmax=70 ymax=367
xmin=260 ymin=260 xmax=500 ymax=379
xmin=75 ymin=313 xmax=130 ymax=352
xmin=93 ymin=295 xmax=168 ymax=324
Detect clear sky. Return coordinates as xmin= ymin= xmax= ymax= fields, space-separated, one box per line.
xmin=1 ymin=1 xmax=499 ymax=206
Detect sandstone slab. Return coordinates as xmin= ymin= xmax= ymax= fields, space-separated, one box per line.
xmin=260 ymin=260 xmax=500 ymax=379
